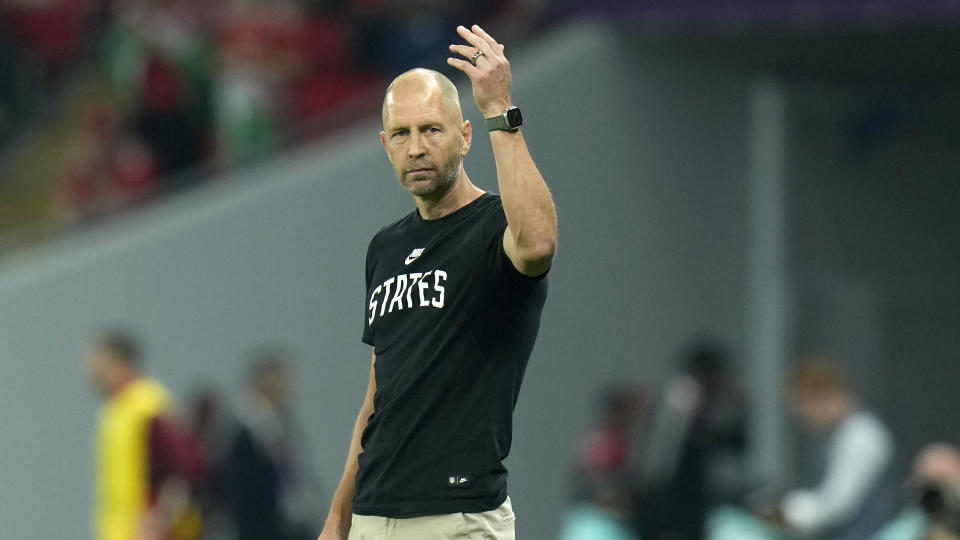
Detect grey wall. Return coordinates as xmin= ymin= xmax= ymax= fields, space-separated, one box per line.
xmin=0 ymin=21 xmax=751 ymax=540
xmin=787 ymin=84 xmax=960 ymax=477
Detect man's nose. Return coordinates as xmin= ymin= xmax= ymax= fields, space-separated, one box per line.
xmin=407 ymin=132 xmax=426 ymax=158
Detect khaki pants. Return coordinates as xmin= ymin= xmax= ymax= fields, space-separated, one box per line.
xmin=348 ymin=497 xmax=516 ymax=540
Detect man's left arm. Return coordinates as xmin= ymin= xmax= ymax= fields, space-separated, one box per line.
xmin=142 ymin=415 xmax=206 ymax=540
xmin=449 ymin=25 xmax=558 ymax=277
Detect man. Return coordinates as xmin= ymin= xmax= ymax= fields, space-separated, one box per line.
xmin=875 ymin=443 xmax=960 ymax=540
xmin=225 ymin=349 xmax=321 ymax=540
xmin=777 ymin=358 xmax=894 ymax=539
xmin=85 ymin=330 xmax=205 ymax=540
xmin=642 ymin=341 xmax=747 ymax=540
xmin=317 ymin=24 xmax=557 ymax=540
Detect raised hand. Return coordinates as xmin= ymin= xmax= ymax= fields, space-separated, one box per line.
xmin=447 ymin=25 xmax=512 ymax=118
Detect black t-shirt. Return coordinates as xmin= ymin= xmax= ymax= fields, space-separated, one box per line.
xmin=353 ymin=193 xmax=548 ymax=517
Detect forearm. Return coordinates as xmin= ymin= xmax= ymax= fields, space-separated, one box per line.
xmin=321 ymin=355 xmax=376 ymax=539
xmin=147 ymin=477 xmax=191 ymax=538
xmin=490 ymin=130 xmax=558 ymax=271
xmin=323 ymin=407 xmax=369 ymax=536
xmin=445 ymin=24 xmax=557 ymax=274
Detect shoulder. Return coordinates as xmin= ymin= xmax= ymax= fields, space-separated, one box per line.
xmin=837 ymin=410 xmax=893 ymax=455
xmin=368 ymin=210 xmax=418 ymax=250
xmin=128 ymin=378 xmax=172 ymax=413
xmin=473 ymin=193 xmax=507 ymax=230
xmin=478 ymin=192 xmax=504 ymax=213
xmin=846 ymin=410 xmax=891 ymax=439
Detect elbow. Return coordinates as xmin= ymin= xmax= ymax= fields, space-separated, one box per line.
xmin=507 ymin=220 xmax=558 ymax=276
xmin=520 ymin=235 xmax=557 ymax=265
xmin=535 ymin=236 xmax=558 ymax=261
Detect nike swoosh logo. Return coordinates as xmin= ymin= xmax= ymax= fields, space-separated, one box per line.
xmin=405 ymin=248 xmax=425 ymax=265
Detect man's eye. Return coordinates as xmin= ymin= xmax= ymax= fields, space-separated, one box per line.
xmin=428 ymin=127 xmax=440 ymax=133
xmin=393 ymin=131 xmax=408 ymax=138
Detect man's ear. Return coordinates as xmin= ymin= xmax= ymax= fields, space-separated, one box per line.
xmin=461 ymin=120 xmax=472 ymax=155
xmin=380 ymin=131 xmax=387 ymax=150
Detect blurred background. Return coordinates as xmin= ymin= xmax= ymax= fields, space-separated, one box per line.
xmin=1 ymin=1 xmax=960 ymax=539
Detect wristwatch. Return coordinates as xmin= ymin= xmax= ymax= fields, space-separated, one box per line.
xmin=485 ymin=106 xmax=522 ymax=132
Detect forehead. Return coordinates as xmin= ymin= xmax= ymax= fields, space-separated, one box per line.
xmin=383 ymin=84 xmax=455 ymax=128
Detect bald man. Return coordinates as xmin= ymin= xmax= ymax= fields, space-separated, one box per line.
xmin=317 ymin=25 xmax=557 ymax=540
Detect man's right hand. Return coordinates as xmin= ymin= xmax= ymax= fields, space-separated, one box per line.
xmin=317 ymin=524 xmax=346 ymax=540
xmin=317 ymin=514 xmax=351 ymax=540
xmin=319 ymin=353 xmax=373 ymax=540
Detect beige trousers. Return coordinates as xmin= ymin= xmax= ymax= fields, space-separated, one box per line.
xmin=347 ymin=497 xmax=515 ymax=540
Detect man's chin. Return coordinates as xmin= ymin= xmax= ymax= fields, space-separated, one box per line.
xmin=407 ymin=186 xmax=440 ymax=198
xmin=403 ymin=178 xmax=445 ymax=197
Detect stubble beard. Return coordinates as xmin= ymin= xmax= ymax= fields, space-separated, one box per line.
xmin=397 ymin=148 xmax=463 ymax=200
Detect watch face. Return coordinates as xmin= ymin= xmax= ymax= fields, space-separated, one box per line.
xmin=506 ymin=107 xmax=523 ymax=128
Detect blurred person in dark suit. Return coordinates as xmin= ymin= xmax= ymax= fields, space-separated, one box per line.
xmin=771 ymin=358 xmax=895 ymax=540
xmin=186 ymin=386 xmax=235 ymax=540
xmin=224 ymin=348 xmax=320 ymax=540
xmin=641 ymin=340 xmax=748 ymax=540
xmin=84 ymin=329 xmax=206 ymax=540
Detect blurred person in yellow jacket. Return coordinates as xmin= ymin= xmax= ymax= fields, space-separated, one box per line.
xmin=85 ymin=330 xmax=206 ymax=540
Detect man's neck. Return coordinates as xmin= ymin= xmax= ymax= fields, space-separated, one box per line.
xmin=107 ymin=373 xmax=138 ymax=398
xmin=414 ymin=171 xmax=484 ymax=220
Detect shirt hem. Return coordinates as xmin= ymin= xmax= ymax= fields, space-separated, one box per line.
xmin=352 ymin=492 xmax=508 ymax=518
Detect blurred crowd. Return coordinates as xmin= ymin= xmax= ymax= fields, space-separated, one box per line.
xmin=0 ymin=0 xmax=551 ymax=234
xmin=564 ymin=342 xmax=960 ymax=540
xmin=80 ymin=333 xmax=960 ymax=540
xmin=84 ymin=330 xmax=322 ymax=540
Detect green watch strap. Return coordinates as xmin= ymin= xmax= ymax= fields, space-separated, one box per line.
xmin=485 ymin=114 xmax=510 ymax=132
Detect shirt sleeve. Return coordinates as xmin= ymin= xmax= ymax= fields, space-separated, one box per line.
xmin=362 ymin=234 xmax=377 ymax=346
xmin=782 ymin=413 xmax=893 ymax=535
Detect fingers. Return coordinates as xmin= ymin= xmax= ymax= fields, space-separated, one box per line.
xmin=456 ymin=25 xmax=495 ymax=57
xmin=449 ymin=25 xmax=512 ymax=115
xmin=448 ymin=43 xmax=479 ymax=61
xmin=446 ymin=56 xmax=479 ymax=77
xmin=471 ymin=24 xmax=501 ymax=51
